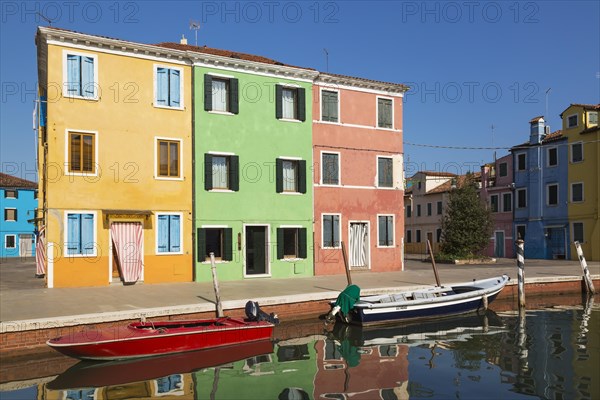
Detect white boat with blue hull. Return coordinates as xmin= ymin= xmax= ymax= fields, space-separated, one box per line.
xmin=327 ymin=275 xmax=510 ymax=326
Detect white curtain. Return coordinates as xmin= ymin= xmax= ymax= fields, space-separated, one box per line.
xmin=212 ymin=80 xmax=227 ymax=112
xmin=282 ymin=160 xmax=296 ymax=192
xmin=282 ymin=89 xmax=295 ymax=119
xmin=349 ymin=223 xmax=368 ymax=267
xmin=212 ymin=156 xmax=228 ymax=189
xmin=111 ymin=222 xmax=143 ymax=283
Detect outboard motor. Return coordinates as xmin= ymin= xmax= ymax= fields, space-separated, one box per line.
xmin=245 ymin=301 xmax=280 ymax=325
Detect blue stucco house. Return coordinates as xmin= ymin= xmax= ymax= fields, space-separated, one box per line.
xmin=511 ymin=117 xmax=570 ymax=259
xmin=0 ymin=173 xmax=38 ymax=258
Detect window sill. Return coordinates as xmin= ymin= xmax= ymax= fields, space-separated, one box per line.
xmin=278 ymin=118 xmax=302 ymax=123
xmin=570 ymin=160 xmax=584 ymax=164
xmin=320 ymin=183 xmax=341 ymax=187
xmin=244 ymin=273 xmax=272 ymax=279
xmin=376 ymin=186 xmax=396 ymax=190
xmin=209 ymin=189 xmax=235 ymax=193
xmin=65 ymin=253 xmax=98 ymax=258
xmin=322 ymin=246 xmax=342 ymax=250
xmin=377 ymin=245 xmax=395 ymax=249
xmin=201 ymin=260 xmax=230 ymax=264
xmin=208 ymin=110 xmax=235 ymax=116
xmin=281 ymin=257 xmax=305 ymax=262
xmin=155 ymin=176 xmax=184 ymax=181
xmin=65 ymin=172 xmax=99 ymax=177
xmin=319 ymin=120 xmax=341 ymax=125
xmin=156 ymin=251 xmax=184 ymax=256
xmin=279 ymin=192 xmax=303 ymax=196
xmin=154 ymin=104 xmax=185 ymax=111
xmin=376 ymin=125 xmax=395 ymax=131
xmin=63 ymin=93 xmax=99 ymax=101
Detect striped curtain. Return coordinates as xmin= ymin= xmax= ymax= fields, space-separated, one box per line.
xmin=111 ymin=222 xmax=143 ymax=283
xmin=35 ymin=226 xmax=46 ymax=276
xmin=349 ymin=223 xmax=368 ymax=267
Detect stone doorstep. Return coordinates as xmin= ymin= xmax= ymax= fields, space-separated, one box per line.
xmin=2 ymin=275 xmax=597 ymax=334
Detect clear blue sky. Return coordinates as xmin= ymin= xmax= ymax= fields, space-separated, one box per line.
xmin=1 ymin=1 xmax=598 ymax=182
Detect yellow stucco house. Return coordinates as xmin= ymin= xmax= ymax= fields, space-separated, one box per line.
xmin=561 ymin=103 xmax=600 ymax=261
xmin=35 ymin=27 xmax=193 ymax=287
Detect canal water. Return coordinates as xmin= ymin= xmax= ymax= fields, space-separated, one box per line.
xmin=1 ymin=295 xmax=598 ymax=400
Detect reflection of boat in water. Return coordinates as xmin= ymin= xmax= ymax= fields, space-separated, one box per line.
xmin=47 ymin=339 xmax=274 ymax=390
xmin=330 ymin=311 xmax=506 ymax=349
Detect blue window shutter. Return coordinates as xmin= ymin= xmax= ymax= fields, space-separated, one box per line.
xmin=67 ymin=214 xmax=81 ymax=255
xmin=169 ymin=69 xmax=181 ymax=107
xmin=157 ymin=215 xmax=168 ymax=253
xmin=67 ymin=55 xmax=81 ymax=96
xmin=156 ymin=68 xmax=168 ymax=106
xmin=81 ymin=214 xmax=94 ymax=254
xmin=169 ymin=215 xmax=181 ymax=252
xmin=82 ymin=56 xmax=95 ymax=97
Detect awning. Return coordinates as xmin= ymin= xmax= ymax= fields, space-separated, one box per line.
xmin=102 ymin=209 xmax=153 ymax=216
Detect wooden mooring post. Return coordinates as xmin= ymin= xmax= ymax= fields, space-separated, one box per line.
xmin=574 ymin=241 xmax=596 ymax=294
xmin=210 ymin=252 xmax=224 ymax=318
xmin=426 ymin=239 xmax=441 ymax=287
xmin=341 ymin=241 xmax=352 ymax=286
xmin=515 ymin=239 xmax=526 ymax=309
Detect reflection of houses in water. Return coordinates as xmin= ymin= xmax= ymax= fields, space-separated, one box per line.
xmin=313 ymin=337 xmax=409 ymax=400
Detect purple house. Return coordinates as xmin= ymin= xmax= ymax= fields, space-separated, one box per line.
xmin=480 ymin=154 xmax=514 ymax=258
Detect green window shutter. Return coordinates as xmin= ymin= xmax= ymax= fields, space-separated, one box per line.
xmin=298 ymin=160 xmax=307 ymax=194
xmin=204 ymin=74 xmax=213 ymax=111
xmin=223 ymin=228 xmax=233 ymax=261
xmin=229 ymin=78 xmax=239 ymax=114
xmin=229 ymin=155 xmax=239 ymax=191
xmin=276 ymin=228 xmax=284 ymax=260
xmin=276 ymin=158 xmax=283 ymax=193
xmin=297 ymin=87 xmax=306 ymax=122
xmin=298 ymin=228 xmax=307 ymax=259
xmin=197 ymin=228 xmax=206 ymax=262
xmin=275 ymin=85 xmax=283 ymax=119
xmin=204 ymin=154 xmax=213 ymax=191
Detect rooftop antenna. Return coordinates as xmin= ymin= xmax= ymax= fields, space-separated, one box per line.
xmin=491 ymin=124 xmax=496 ymax=162
xmin=545 ymin=87 xmax=551 ymax=125
xmin=323 ymin=48 xmax=329 ymax=72
xmin=37 ymin=12 xmax=53 ymax=26
xmin=189 ymin=20 xmax=200 ymax=46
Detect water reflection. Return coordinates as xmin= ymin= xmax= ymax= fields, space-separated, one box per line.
xmin=1 ymin=296 xmax=598 ymax=400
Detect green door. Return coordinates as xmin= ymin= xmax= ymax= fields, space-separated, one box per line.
xmin=246 ymin=226 xmax=267 ymax=275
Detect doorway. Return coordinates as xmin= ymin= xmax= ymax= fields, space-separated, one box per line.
xmin=349 ymin=222 xmax=369 ymax=268
xmin=245 ymin=225 xmax=269 ymax=276
xmin=110 ymin=222 xmax=143 ymax=284
xmin=494 ymin=231 xmax=505 ymax=258
xmin=19 ymin=234 xmax=34 ymax=257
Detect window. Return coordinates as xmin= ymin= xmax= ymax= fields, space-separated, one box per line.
xmin=155 ymin=66 xmax=182 ymax=108
xmin=436 ymin=228 xmax=442 ymax=243
xmin=571 ymin=183 xmax=584 ymax=203
xmin=567 ymin=114 xmax=578 ymax=128
xmin=321 ymin=90 xmax=339 ymax=122
xmin=377 ymin=97 xmax=393 ymax=129
xmin=5 ymin=234 xmax=16 ymax=249
xmin=406 ymin=205 xmax=412 ymax=218
xmin=516 ymin=188 xmax=527 ymax=208
xmin=66 ymin=212 xmax=95 ymax=256
xmin=276 ymin=85 xmax=305 ymax=121
xmin=157 ymin=139 xmax=181 ymax=178
xmin=502 ymin=193 xmax=512 ymax=212
xmin=490 ymin=195 xmax=499 ymax=213
xmin=64 ymin=52 xmax=97 ymax=99
xmin=204 ymin=75 xmax=239 ymax=113
xmin=377 ymin=157 xmax=393 ymax=188
xmin=416 ymin=229 xmax=421 ymax=243
xmin=416 ymin=204 xmax=422 ymax=217
xmin=276 ymin=158 xmax=306 ymax=194
xmin=4 ymin=208 xmax=17 ymax=221
xmin=437 ymin=201 xmax=443 ymax=215
xmin=406 ymin=230 xmax=412 ymax=243
xmin=378 ymin=215 xmax=394 ymax=247
xmin=277 ymin=227 xmax=307 ymax=259
xmin=571 ymin=142 xmax=583 ymax=163
xmin=547 ymin=184 xmax=558 ymax=206
xmin=426 ymin=203 xmax=432 ymax=216
xmin=157 ymin=214 xmax=181 ymax=254
xmin=417 ymin=181 xmax=422 ymax=190
xmin=589 ymin=111 xmax=598 ymax=125
xmin=573 ymin=222 xmax=584 ymax=243
xmin=517 ymin=153 xmax=527 ymax=171
xmin=516 ymin=225 xmax=526 ymax=240
xmin=204 ymin=154 xmax=239 ymax=191
xmin=323 ymin=214 xmax=340 ymax=248
xmin=321 ymin=152 xmax=340 ymax=185
xmin=547 ymin=147 xmax=558 ymax=167
xmin=498 ymin=163 xmax=508 ymax=177
xmin=68 ymin=131 xmax=95 ymax=174
xmin=4 ymin=190 xmax=17 ymax=199
xmin=197 ymin=227 xmax=233 ymax=261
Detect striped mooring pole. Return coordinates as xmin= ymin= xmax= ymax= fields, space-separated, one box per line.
xmin=516 ymin=239 xmax=526 ymax=309
xmin=574 ymin=241 xmax=596 ymax=294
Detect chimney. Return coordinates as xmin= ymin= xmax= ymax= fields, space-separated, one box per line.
xmin=529 ymin=116 xmax=545 ymax=144
xmin=180 ymin=35 xmax=188 ymax=45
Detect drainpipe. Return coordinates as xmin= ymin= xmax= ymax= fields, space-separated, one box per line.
xmin=191 ymin=63 xmax=197 ymax=281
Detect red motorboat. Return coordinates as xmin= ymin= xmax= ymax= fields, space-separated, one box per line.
xmin=47 ymin=316 xmax=275 ymax=361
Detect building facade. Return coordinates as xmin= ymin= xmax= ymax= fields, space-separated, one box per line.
xmin=480 ymin=154 xmax=515 ymax=258
xmin=36 ymin=27 xmax=193 ymax=287
xmin=0 ymin=173 xmax=37 ymax=259
xmin=512 ymin=117 xmax=570 ymax=260
xmin=312 ymin=74 xmax=406 ymax=275
xmin=560 ymin=103 xmax=600 ymax=261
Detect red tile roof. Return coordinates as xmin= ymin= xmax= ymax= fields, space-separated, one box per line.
xmin=559 ymin=103 xmax=600 ymax=117
xmin=416 ymin=171 xmax=458 ymax=177
xmin=0 ymin=173 xmax=37 ymax=189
